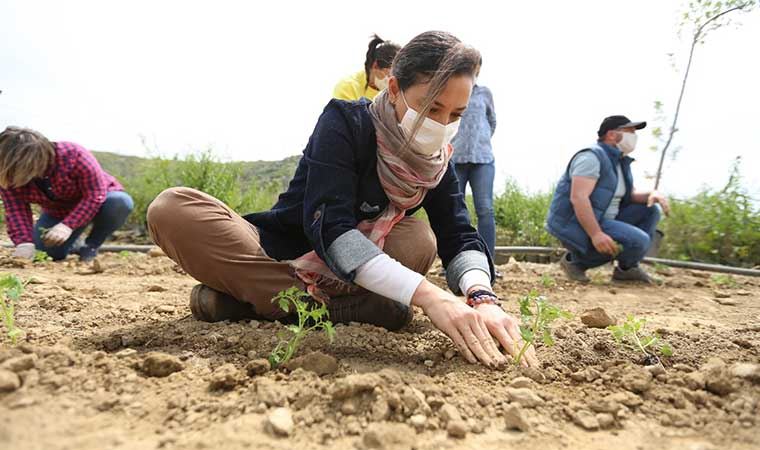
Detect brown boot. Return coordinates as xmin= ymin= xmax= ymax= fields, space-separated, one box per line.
xmin=326 ymin=293 xmax=413 ymax=332
xmin=189 ymin=284 xmax=260 ymax=322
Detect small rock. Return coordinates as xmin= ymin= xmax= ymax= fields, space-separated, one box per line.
xmin=573 ymin=410 xmax=600 ymax=431
xmin=508 ymin=377 xmax=533 ymax=389
xmin=645 ymin=364 xmax=666 ymax=377
xmin=245 ymin=359 xmax=270 ymax=377
xmin=447 ymin=420 xmax=468 ymax=438
xmin=713 ymin=290 xmax=731 ymax=299
xmin=571 ymin=367 xmax=602 ymax=382
xmin=1 ymin=354 xmax=37 ymax=373
xmin=266 ymin=407 xmax=294 ymax=437
xmin=147 ymin=247 xmax=165 ymax=258
xmin=370 ymin=397 xmax=391 ymax=422
xmin=439 ymin=403 xmax=461 ymax=423
xmin=621 ymin=367 xmax=653 ymax=393
xmin=477 ymin=396 xmax=492 ymax=407
xmin=363 ymin=423 xmax=415 ymax=449
xmin=249 ymin=320 xmax=260 ymax=329
xmin=503 ymin=405 xmax=530 ymax=432
xmin=423 ymin=359 xmax=435 ymax=368
xmin=713 ymin=298 xmax=738 ymax=306
xmin=147 ymin=285 xmax=167 ymax=292
xmin=0 ymin=369 xmax=21 ymax=392
xmin=443 ymin=349 xmax=457 ymax=360
xmin=140 ymin=352 xmax=184 ymax=378
xmin=409 ymin=414 xmax=427 ymax=429
xmin=589 ymin=399 xmax=622 ymax=414
xmin=208 ymin=364 xmax=243 ymax=391
xmin=505 ymin=388 xmax=544 ymax=408
xmin=581 ymin=308 xmax=615 ymax=328
xmin=596 ymin=413 xmax=615 ymax=429
xmin=702 ymin=359 xmax=735 ymax=396
xmin=605 ymin=392 xmax=642 ymax=408
xmin=115 ymin=349 xmax=137 ymax=358
xmin=156 ymin=305 xmax=174 ymax=313
xmin=731 ymin=363 xmax=760 ymax=383
xmin=282 ymin=351 xmax=338 ymax=376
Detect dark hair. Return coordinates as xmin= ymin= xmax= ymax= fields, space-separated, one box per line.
xmin=392 ymin=31 xmax=481 ymax=142
xmin=364 ymin=34 xmax=400 ymax=89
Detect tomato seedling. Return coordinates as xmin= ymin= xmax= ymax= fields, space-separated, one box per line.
xmin=607 ymin=314 xmax=673 ymax=364
xmin=515 ymin=290 xmax=572 ymax=365
xmin=268 ymin=287 xmax=335 ymax=368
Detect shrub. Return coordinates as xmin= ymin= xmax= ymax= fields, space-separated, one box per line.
xmin=493 ymin=180 xmax=556 ymax=247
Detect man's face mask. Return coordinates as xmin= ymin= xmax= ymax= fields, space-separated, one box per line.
xmin=618 ymin=131 xmax=638 ymax=155
xmin=398 ymin=91 xmax=460 ymax=156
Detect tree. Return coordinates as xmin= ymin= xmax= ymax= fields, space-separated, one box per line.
xmin=652 ymin=0 xmax=758 ymax=189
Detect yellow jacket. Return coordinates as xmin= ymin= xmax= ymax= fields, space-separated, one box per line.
xmin=332 ymin=70 xmax=379 ymax=101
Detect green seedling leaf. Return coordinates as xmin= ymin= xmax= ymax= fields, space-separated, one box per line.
xmin=1 ymin=273 xmax=25 ymax=345
xmin=268 ymin=286 xmax=336 ymax=368
xmin=607 ymin=314 xmax=674 ymax=362
xmin=513 ymin=290 xmax=571 ymax=365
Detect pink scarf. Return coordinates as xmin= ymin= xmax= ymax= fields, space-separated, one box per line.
xmin=290 ymin=91 xmax=451 ymax=301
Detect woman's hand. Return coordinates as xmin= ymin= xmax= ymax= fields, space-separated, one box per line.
xmin=474 ymin=303 xmax=538 ymax=368
xmin=412 ymin=280 xmax=507 ymax=368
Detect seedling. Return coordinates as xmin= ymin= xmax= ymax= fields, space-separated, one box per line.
xmin=268 ymin=287 xmax=335 ymax=368
xmin=540 ymin=273 xmax=556 ymax=289
xmin=118 ymin=250 xmax=131 ymax=259
xmin=607 ymin=314 xmax=673 ymax=365
xmin=0 ymin=274 xmax=25 ymax=345
xmin=514 ymin=290 xmax=572 ymax=365
xmin=33 ymin=250 xmax=52 ymax=264
xmin=613 ymin=242 xmax=624 ymax=257
xmin=711 ymin=274 xmax=738 ymax=289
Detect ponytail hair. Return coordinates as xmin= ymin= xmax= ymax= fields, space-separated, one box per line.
xmin=364 ymin=34 xmax=400 ymax=88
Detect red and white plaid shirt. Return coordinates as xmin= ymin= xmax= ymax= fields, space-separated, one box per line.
xmin=0 ymin=142 xmax=123 ymax=245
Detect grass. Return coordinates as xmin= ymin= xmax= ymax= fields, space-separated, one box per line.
xmin=0 ymin=274 xmax=25 ymax=345
xmin=711 ymin=274 xmax=738 ymax=288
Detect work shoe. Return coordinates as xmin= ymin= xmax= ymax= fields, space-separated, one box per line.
xmin=78 ymin=245 xmax=98 ymax=262
xmin=326 ymin=293 xmax=413 ymax=332
xmin=612 ymin=266 xmax=657 ymax=285
xmin=559 ymin=252 xmax=590 ymax=283
xmin=189 ymin=284 xmax=260 ymax=322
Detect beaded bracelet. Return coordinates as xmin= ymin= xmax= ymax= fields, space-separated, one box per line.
xmin=465 ymin=289 xmax=502 ymax=308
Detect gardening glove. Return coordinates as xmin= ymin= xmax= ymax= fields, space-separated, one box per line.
xmin=13 ymin=243 xmax=36 ymax=259
xmin=43 ymin=223 xmax=73 ymax=247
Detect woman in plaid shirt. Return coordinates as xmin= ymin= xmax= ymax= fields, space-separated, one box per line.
xmin=0 ymin=127 xmax=133 ymax=262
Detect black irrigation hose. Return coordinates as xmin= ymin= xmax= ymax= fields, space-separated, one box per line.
xmin=4 ymin=242 xmax=759 ymax=277
xmin=494 ymin=246 xmax=760 ymax=277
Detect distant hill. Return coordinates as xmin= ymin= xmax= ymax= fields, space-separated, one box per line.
xmin=92 ymin=151 xmax=301 ymax=187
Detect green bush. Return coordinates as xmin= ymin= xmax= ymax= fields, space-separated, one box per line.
xmin=126 ymin=149 xmax=281 ymax=229
xmin=659 ymin=162 xmax=760 ymax=267
xmin=493 ymin=180 xmax=557 ymax=247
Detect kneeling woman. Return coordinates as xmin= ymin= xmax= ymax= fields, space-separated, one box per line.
xmin=0 ymin=127 xmax=134 ymax=262
xmin=147 ymin=31 xmax=536 ymax=368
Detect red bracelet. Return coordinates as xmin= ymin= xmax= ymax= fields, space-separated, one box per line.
xmin=465 ymin=289 xmax=502 ymax=308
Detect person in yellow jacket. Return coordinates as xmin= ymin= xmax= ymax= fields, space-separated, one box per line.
xmin=333 ymin=34 xmax=400 ymax=101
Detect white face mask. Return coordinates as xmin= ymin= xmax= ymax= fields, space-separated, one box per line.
xmin=374 ymin=75 xmax=389 ymax=91
xmin=618 ymin=131 xmax=638 ymax=155
xmin=398 ymin=91 xmax=460 ymax=156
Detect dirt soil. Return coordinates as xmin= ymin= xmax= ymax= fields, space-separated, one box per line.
xmin=0 ymin=249 xmax=759 ymax=450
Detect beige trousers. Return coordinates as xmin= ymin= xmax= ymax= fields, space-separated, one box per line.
xmin=146 ymin=187 xmax=437 ymax=319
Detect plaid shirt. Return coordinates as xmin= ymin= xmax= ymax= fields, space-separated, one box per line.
xmin=0 ymin=141 xmax=123 ymax=245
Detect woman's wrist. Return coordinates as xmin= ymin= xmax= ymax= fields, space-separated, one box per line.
xmin=465 ymin=289 xmax=501 ymax=308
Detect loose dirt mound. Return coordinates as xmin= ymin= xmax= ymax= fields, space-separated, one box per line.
xmin=0 ymin=250 xmax=758 ymax=450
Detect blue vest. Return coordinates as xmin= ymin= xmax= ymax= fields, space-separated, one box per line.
xmin=545 ymin=143 xmax=634 ymax=254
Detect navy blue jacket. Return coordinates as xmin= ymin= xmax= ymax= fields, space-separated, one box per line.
xmin=244 ymin=99 xmax=494 ymax=293
xmin=545 ymin=143 xmax=634 ymax=254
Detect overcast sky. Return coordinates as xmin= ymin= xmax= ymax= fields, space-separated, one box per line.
xmin=1 ymin=0 xmax=758 ymax=200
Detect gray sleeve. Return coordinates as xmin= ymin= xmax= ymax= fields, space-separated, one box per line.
xmin=569 ymin=152 xmax=601 ymax=179
xmin=326 ymin=229 xmax=383 ymax=279
xmin=445 ymin=250 xmax=491 ymax=295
